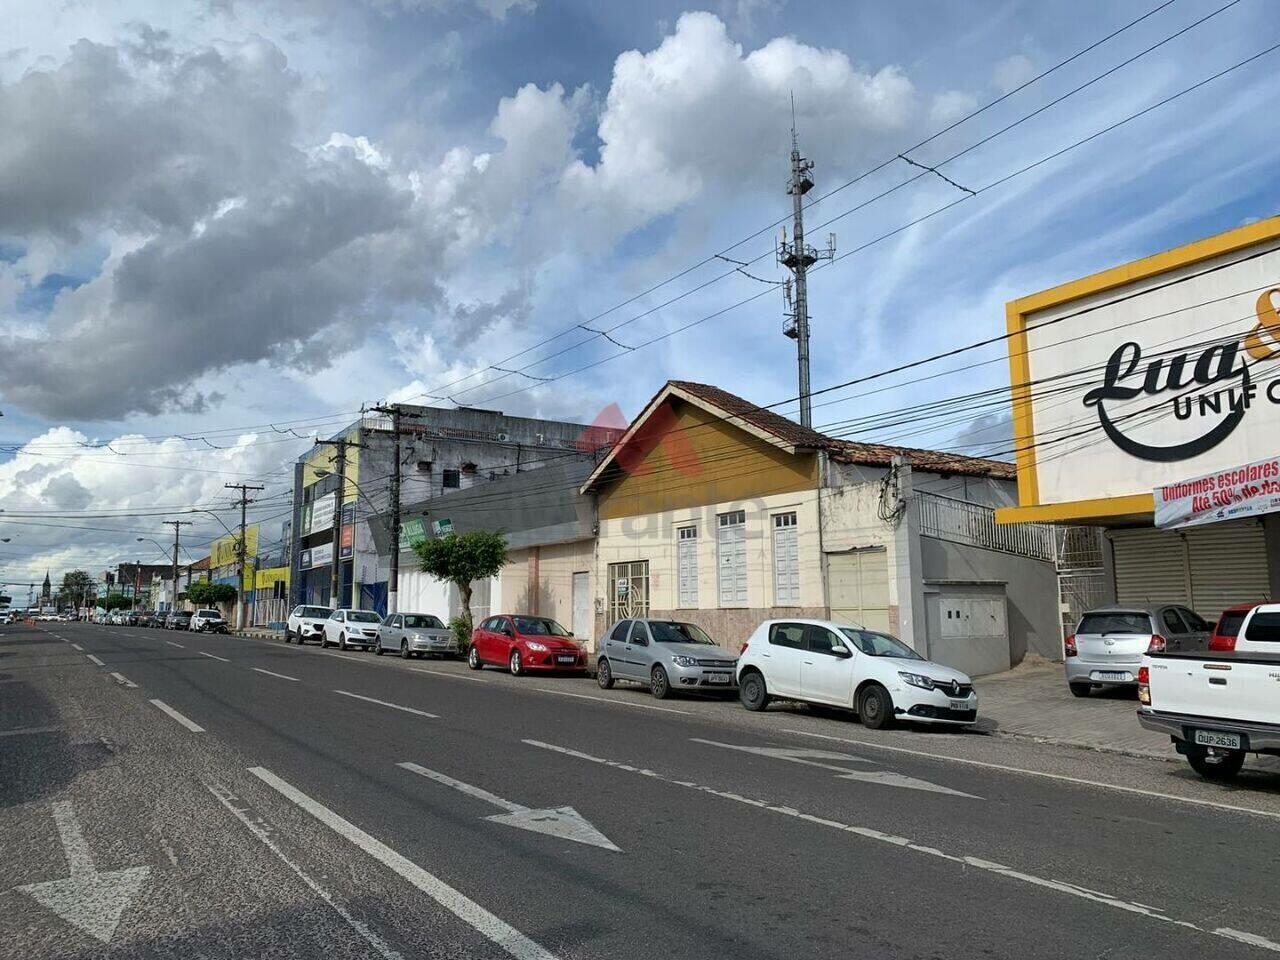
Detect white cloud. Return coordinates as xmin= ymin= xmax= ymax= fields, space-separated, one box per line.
xmin=993 ymin=53 xmax=1035 ymax=94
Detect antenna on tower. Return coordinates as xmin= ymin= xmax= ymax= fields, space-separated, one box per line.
xmin=777 ymin=104 xmax=834 ymax=429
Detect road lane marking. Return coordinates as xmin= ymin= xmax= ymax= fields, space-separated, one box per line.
xmin=86 ymin=655 xmax=105 ymax=667
xmin=149 ymin=699 xmax=205 ymax=732
xmin=166 ymin=640 xmax=185 ymax=649
xmin=398 ymin=762 xmax=618 ymax=850
xmin=689 ymin=738 xmax=979 ymax=798
xmin=523 ymin=739 xmax=1277 ymax=953
xmin=249 ymin=766 xmax=562 ymax=960
xmin=207 ymin=781 xmax=404 ymax=960
xmin=199 ymin=651 xmax=230 ymax=662
xmin=334 ymin=691 xmax=437 ymax=718
xmin=0 ymin=725 xmax=62 ymax=737
xmin=317 ymin=652 xmax=364 ymax=662
xmin=532 ymin=687 xmax=690 ymax=714
xmin=783 ymin=728 xmax=1280 ymax=822
xmin=252 ymin=668 xmax=300 ymax=682
xmin=1215 ymin=929 xmax=1280 ymax=953
xmin=110 ymin=673 xmax=137 ymax=688
xmin=411 ymin=667 xmax=488 ymax=683
xmin=71 ymin=643 xmax=83 ymax=651
xmin=14 ymin=802 xmax=150 ymax=944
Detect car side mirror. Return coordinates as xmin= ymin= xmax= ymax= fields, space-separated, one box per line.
xmin=832 ymin=646 xmax=852 ymax=658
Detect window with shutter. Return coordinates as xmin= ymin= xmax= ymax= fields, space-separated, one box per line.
xmin=717 ymin=511 xmax=747 ymax=607
xmin=772 ymin=512 xmax=799 ymax=605
xmin=677 ymin=526 xmax=698 ymax=607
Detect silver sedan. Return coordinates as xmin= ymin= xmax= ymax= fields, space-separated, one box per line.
xmin=378 ymin=612 xmax=457 ymax=659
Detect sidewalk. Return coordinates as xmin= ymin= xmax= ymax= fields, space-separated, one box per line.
xmin=974 ymin=657 xmax=1173 ymax=759
xmin=236 ymin=627 xmax=283 ymax=642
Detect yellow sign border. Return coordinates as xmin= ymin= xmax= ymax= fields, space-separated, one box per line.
xmin=998 ymin=215 xmax=1280 ymax=525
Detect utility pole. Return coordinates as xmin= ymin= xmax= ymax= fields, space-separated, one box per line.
xmin=314 ymin=438 xmax=364 ymax=609
xmin=224 ymin=484 xmax=264 ymax=628
xmin=368 ymin=404 xmax=421 ymax=615
xmin=163 ymin=520 xmax=191 ymax=613
xmin=779 ymin=108 xmax=835 ymax=429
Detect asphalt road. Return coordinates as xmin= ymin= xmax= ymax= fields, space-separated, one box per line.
xmin=3 ymin=620 xmax=1279 ymax=959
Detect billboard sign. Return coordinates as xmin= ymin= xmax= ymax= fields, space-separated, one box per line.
xmin=400 ymin=517 xmax=426 ymax=549
xmin=309 ymin=542 xmax=334 ymax=569
xmin=1001 ymin=218 xmax=1280 ymax=522
xmin=1155 ymin=455 xmax=1280 ymax=529
xmin=309 ymin=494 xmax=336 ymax=535
xmin=340 ymin=523 xmax=354 ymax=559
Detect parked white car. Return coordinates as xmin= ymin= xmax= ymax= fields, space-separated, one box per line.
xmin=1228 ymin=603 xmax=1280 ymax=652
xmin=286 ymin=605 xmax=334 ymax=645
xmin=189 ymin=608 xmax=225 ymax=632
xmin=321 ymin=608 xmax=383 ymax=651
xmin=735 ymin=619 xmax=978 ymax=729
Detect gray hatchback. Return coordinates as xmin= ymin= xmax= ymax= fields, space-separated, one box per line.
xmin=597 ymin=619 xmax=738 ymax=699
xmin=1066 ymin=604 xmax=1211 ymax=697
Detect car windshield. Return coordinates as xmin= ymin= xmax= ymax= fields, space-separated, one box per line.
xmin=404 ymin=615 xmax=444 ymax=629
xmin=1244 ymin=611 xmax=1280 ymax=643
xmin=198 ymin=610 xmax=220 ymax=618
xmin=348 ymin=611 xmax=382 ymax=623
xmin=300 ymin=606 xmax=330 ymax=618
xmin=513 ymin=616 xmax=571 ymax=637
xmin=1077 ymin=612 xmax=1151 ymax=635
xmin=649 ymin=621 xmax=714 ymax=644
xmin=174 ymin=612 xmax=192 ymax=619
xmin=1215 ymin=611 xmax=1248 ymax=637
xmin=840 ymin=628 xmax=922 ymax=660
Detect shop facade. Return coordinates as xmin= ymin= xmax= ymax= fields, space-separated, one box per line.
xmin=996 ymin=216 xmax=1280 ymax=625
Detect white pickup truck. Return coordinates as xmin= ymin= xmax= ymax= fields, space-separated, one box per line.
xmin=1137 ymin=603 xmax=1280 ymax=781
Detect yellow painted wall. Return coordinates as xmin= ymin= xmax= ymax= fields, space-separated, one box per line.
xmin=302 ymin=429 xmax=360 ymax=497
xmin=597 ymin=400 xmax=817 ymax=520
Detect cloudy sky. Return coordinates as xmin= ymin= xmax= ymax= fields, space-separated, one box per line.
xmin=0 ymin=0 xmax=1277 ymax=590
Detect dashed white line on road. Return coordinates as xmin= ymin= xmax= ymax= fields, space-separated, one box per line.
xmin=199 ymin=651 xmax=230 ymax=662
xmin=334 ymin=690 xmax=438 ymax=718
xmin=110 ymin=672 xmax=137 ymax=688
xmin=252 ymin=667 xmax=300 ymax=682
xmin=524 ymin=739 xmax=1276 ymax=953
xmin=208 ymin=781 xmax=405 ymax=960
xmin=0 ymin=725 xmax=61 ymax=737
xmin=411 ymin=667 xmax=488 ymax=683
xmin=166 ymin=640 xmax=185 ymax=649
xmin=317 ymin=652 xmax=364 ymax=662
xmin=249 ymin=766 xmax=562 ymax=960
xmin=532 ymin=687 xmax=690 ymax=715
xmin=783 ymin=728 xmax=1280 ymax=822
xmin=70 ymin=643 xmax=83 ymax=651
xmin=149 ymin=699 xmax=204 ymax=732
xmin=86 ymin=654 xmax=105 ymax=667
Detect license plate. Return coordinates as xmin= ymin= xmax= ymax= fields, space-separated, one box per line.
xmin=705 ymin=674 xmax=731 ymax=684
xmin=1095 ymin=671 xmax=1130 ymax=682
xmin=949 ymin=699 xmax=967 ymax=711
xmin=556 ymin=655 xmax=576 ymax=664
xmin=1193 ymin=729 xmax=1242 ymax=749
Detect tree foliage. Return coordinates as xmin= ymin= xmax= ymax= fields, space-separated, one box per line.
xmin=414 ymin=531 xmax=507 ymax=634
xmin=185 ymin=580 xmax=237 ymax=605
xmin=103 ymin=593 xmax=133 ymax=611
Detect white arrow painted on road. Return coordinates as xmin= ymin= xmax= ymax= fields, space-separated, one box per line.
xmin=14 ymin=802 xmax=150 ymax=943
xmin=691 ymin=738 xmax=981 ymax=799
xmin=397 ymin=762 xmax=620 ymax=851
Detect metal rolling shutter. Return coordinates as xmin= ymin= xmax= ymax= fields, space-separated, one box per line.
xmin=1186 ymin=520 xmax=1269 ymax=623
xmin=1111 ymin=528 xmax=1188 ymax=607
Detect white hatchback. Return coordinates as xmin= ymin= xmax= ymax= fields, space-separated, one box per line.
xmin=321 ymin=609 xmax=383 ymax=651
xmin=736 ymin=619 xmax=978 ymax=729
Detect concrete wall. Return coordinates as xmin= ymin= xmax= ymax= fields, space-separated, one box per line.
xmin=918 ymin=537 xmax=1060 ymax=665
xmin=502 ymin=541 xmax=596 ymax=645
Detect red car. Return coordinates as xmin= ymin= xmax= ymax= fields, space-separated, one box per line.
xmin=468 ymin=614 xmax=587 ymax=675
xmin=1209 ymin=601 xmax=1266 ymax=651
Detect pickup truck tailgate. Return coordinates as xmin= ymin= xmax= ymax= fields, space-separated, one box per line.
xmin=1147 ymin=652 xmax=1280 ymax=726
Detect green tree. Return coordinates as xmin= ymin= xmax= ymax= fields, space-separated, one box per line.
xmin=103 ymin=593 xmax=132 ymax=611
xmin=414 ymin=531 xmax=507 ymax=642
xmin=59 ymin=570 xmax=94 ymax=610
xmin=186 ymin=581 xmax=237 ymax=606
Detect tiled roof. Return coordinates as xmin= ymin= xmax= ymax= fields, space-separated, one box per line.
xmin=189 ymin=556 xmax=211 ymax=571
xmin=669 ymin=380 xmax=1015 ymax=480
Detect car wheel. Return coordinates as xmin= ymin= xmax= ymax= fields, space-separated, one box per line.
xmin=1069 ymin=681 xmax=1092 ymax=698
xmin=509 ymin=649 xmax=523 ymax=676
xmin=596 ymin=658 xmax=614 ymax=689
xmin=650 ymin=665 xmax=672 ymax=700
xmin=401 ymin=640 xmax=412 ymax=660
xmin=467 ymin=647 xmax=482 ymax=670
xmin=375 ymin=641 xmax=384 ymax=656
xmin=339 ymin=633 xmax=348 ymax=651
xmin=284 ymin=629 xmax=293 ymax=644
xmin=319 ymin=634 xmax=328 ymax=649
xmin=859 ymin=684 xmax=894 ymax=730
xmin=1186 ymin=745 xmax=1246 ymax=781
xmin=739 ymin=670 xmax=769 ymax=711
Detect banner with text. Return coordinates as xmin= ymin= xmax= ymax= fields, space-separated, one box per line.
xmin=1154 ymin=455 xmax=1280 ymax=529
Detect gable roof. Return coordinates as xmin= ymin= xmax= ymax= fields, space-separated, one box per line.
xmin=581 ymin=380 xmax=1013 ymax=493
